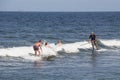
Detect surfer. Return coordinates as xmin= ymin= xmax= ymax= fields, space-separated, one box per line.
xmin=88 ymin=32 xmax=99 ymax=50
xmin=56 ymin=40 xmax=62 ymax=46
xmin=45 ymin=42 xmax=52 ymax=48
xmin=33 ymin=40 xmax=42 ymax=56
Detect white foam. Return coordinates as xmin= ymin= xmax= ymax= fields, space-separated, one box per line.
xmin=97 ymin=49 xmax=108 ymax=52
xmin=0 ymin=46 xmax=57 ymax=60
xmin=100 ymin=39 xmax=120 ymax=47
xmin=41 ymin=46 xmax=57 ymax=57
xmin=0 ymin=39 xmax=119 ymax=60
xmin=54 ymin=39 xmax=120 ymax=53
xmin=54 ymin=41 xmax=92 ymax=53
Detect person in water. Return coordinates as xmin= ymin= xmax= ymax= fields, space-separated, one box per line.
xmin=88 ymin=32 xmax=99 ymax=50
xmin=33 ymin=40 xmax=42 ymax=56
xmin=56 ymin=40 xmax=62 ymax=46
xmin=45 ymin=42 xmax=52 ymax=48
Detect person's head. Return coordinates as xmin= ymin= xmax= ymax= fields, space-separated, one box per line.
xmin=58 ymin=40 xmax=62 ymax=43
xmin=39 ymin=40 xmax=42 ymax=42
xmin=91 ymin=32 xmax=94 ymax=35
xmin=45 ymin=42 xmax=48 ymax=46
xmin=38 ymin=40 xmax=43 ymax=44
xmin=57 ymin=40 xmax=62 ymax=46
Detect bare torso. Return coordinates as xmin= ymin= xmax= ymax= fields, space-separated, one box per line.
xmin=34 ymin=42 xmax=42 ymax=47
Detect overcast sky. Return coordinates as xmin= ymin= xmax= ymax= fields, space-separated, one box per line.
xmin=0 ymin=0 xmax=120 ymax=12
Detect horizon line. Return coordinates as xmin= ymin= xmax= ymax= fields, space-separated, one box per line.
xmin=0 ymin=10 xmax=120 ymax=13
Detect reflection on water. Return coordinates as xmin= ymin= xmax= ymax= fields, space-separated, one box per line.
xmin=33 ymin=60 xmax=42 ymax=68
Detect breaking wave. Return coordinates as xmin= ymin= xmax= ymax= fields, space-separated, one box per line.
xmin=0 ymin=39 xmax=119 ymax=60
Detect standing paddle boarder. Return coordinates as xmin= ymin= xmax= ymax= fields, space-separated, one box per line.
xmin=88 ymin=32 xmax=99 ymax=50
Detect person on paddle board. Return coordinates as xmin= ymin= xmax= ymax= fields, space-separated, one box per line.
xmin=33 ymin=40 xmax=42 ymax=56
xmin=88 ymin=32 xmax=99 ymax=50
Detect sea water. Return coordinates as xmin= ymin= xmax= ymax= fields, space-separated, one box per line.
xmin=0 ymin=12 xmax=120 ymax=80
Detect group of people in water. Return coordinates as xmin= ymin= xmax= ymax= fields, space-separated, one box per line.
xmin=33 ymin=40 xmax=62 ymax=56
xmin=33 ymin=32 xmax=98 ymax=56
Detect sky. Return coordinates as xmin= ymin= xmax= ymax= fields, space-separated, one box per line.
xmin=0 ymin=0 xmax=120 ymax=12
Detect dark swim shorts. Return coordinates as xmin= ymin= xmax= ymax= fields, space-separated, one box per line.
xmin=33 ymin=46 xmax=39 ymax=50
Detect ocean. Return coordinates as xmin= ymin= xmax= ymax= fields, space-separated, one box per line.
xmin=0 ymin=12 xmax=120 ymax=80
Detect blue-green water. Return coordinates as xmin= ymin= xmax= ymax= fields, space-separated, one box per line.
xmin=0 ymin=12 xmax=120 ymax=80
